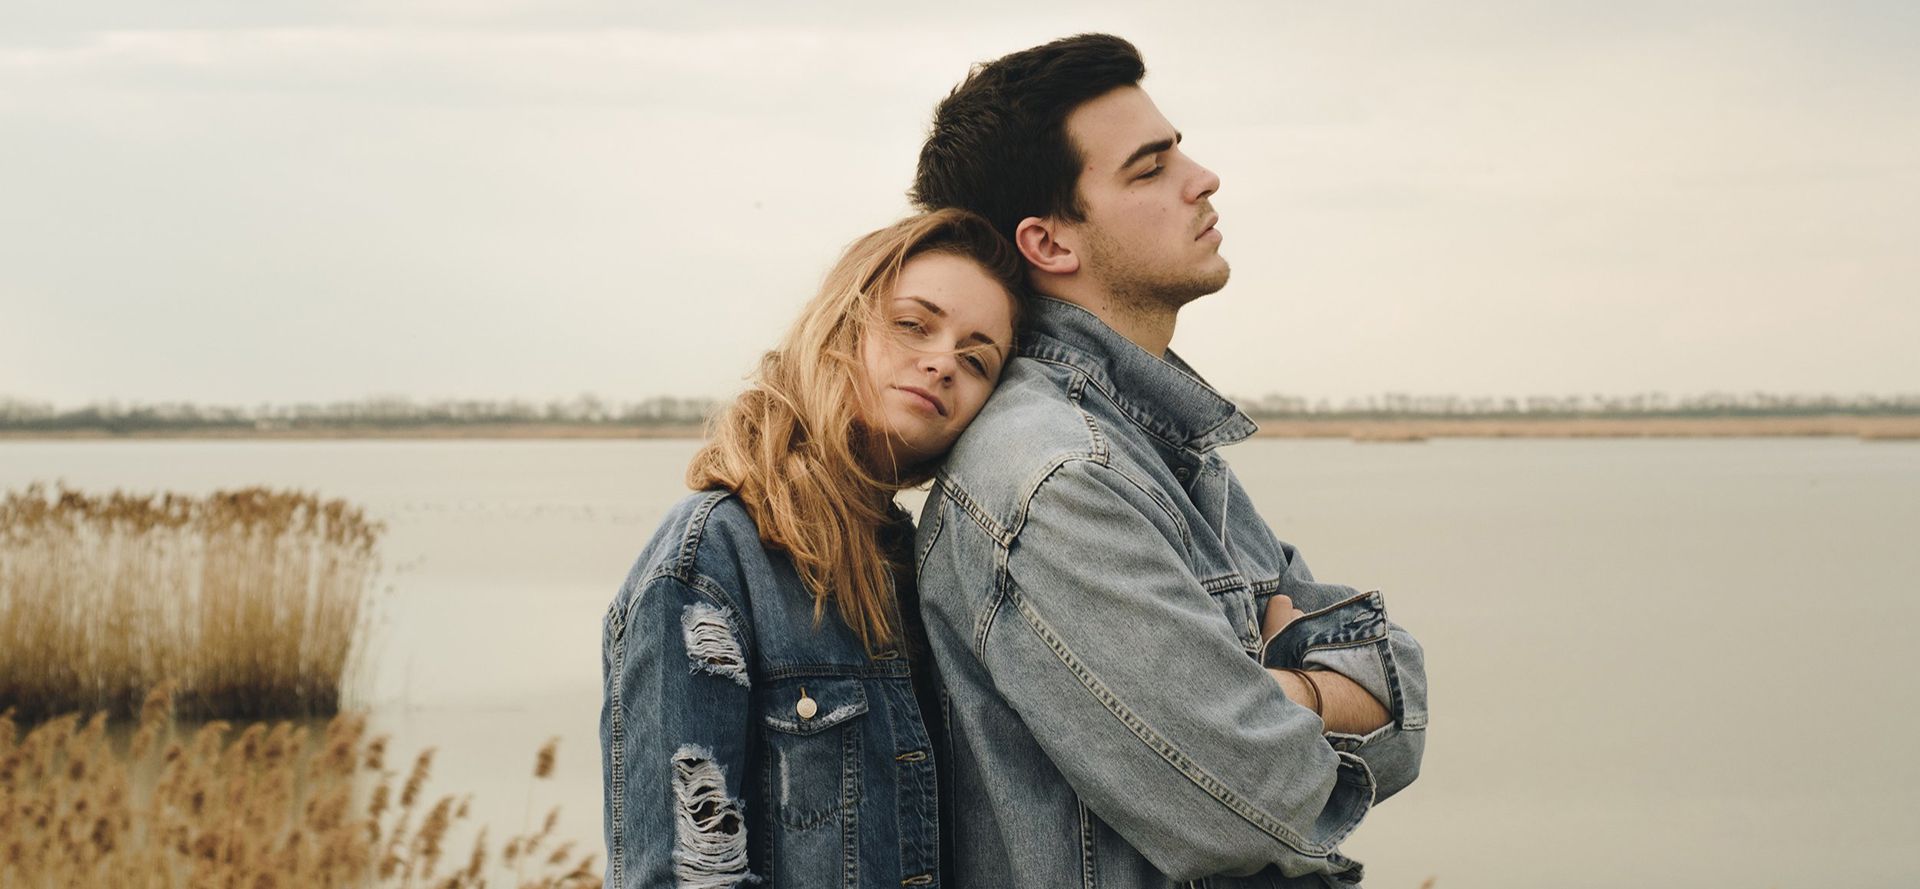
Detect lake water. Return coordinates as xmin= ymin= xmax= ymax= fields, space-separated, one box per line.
xmin=3 ymin=437 xmax=1916 ymax=888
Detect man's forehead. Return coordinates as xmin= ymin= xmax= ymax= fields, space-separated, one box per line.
xmin=1066 ymin=85 xmax=1176 ymax=167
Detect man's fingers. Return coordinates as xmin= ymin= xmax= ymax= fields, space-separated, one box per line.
xmin=1262 ymin=594 xmax=1302 ymax=640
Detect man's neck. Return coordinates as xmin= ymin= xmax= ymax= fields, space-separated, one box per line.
xmin=1036 ymin=286 xmax=1178 ymax=358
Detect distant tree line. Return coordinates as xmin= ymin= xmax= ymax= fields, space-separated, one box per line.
xmin=0 ymin=395 xmax=721 ymax=432
xmin=1236 ymin=391 xmax=1920 ymax=419
xmin=3 ymin=391 xmax=1916 ymax=433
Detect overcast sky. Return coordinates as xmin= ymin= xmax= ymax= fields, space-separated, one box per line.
xmin=3 ymin=1 xmax=1915 ymax=406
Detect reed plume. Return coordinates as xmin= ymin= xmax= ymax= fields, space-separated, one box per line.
xmin=0 ymin=484 xmax=383 ymax=721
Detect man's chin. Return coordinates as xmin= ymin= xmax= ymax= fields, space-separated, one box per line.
xmin=1205 ymin=260 xmax=1230 ymax=293
xmin=1176 ymin=262 xmax=1231 ymax=303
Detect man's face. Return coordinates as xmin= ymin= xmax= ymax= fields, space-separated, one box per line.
xmin=1059 ymin=86 xmax=1229 ymax=308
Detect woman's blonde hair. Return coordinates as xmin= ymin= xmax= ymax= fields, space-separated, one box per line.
xmin=687 ymin=208 xmax=1024 ymax=650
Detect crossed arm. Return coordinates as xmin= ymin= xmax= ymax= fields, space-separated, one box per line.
xmin=935 ymin=457 xmax=1423 ymax=879
xmin=1261 ymin=594 xmax=1392 ymax=736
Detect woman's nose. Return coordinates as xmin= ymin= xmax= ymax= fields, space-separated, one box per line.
xmin=919 ymin=350 xmax=955 ymax=381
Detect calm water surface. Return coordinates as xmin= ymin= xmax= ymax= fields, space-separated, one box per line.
xmin=4 ymin=437 xmax=1916 ymax=888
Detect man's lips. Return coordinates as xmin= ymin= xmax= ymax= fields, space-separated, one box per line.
xmin=896 ymin=385 xmax=947 ymax=417
xmin=1196 ymin=213 xmax=1220 ymax=240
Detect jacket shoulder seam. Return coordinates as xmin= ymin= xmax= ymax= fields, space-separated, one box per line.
xmin=636 ymin=492 xmax=757 ymax=646
xmin=1009 ymin=454 xmax=1192 ymax=558
xmin=666 ymin=489 xmax=735 ymax=579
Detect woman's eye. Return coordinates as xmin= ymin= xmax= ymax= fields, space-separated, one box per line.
xmin=895 ymin=318 xmax=926 ymax=334
xmin=964 ymin=354 xmax=988 ymax=375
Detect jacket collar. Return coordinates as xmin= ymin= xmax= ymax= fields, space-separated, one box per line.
xmin=1017 ymin=296 xmax=1256 ymax=453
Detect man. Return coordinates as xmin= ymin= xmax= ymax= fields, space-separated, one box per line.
xmin=910 ymin=34 xmax=1427 ymax=887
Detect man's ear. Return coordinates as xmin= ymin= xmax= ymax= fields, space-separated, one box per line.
xmin=1014 ymin=216 xmax=1079 ymax=277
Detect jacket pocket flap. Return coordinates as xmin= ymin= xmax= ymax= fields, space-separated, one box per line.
xmin=761 ymin=677 xmax=868 ymax=736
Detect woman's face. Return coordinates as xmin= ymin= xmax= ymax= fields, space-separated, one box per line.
xmin=860 ymin=251 xmax=1015 ymax=472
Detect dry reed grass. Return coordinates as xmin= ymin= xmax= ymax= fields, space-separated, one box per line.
xmin=0 ymin=684 xmax=600 ymax=888
xmin=0 ymin=484 xmax=381 ymax=721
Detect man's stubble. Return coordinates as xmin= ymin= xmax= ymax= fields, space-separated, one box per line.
xmin=1080 ymin=221 xmax=1232 ymax=323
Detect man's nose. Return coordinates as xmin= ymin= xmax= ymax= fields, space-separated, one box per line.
xmin=1187 ymin=161 xmax=1220 ymax=203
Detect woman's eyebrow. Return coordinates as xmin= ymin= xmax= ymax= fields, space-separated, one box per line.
xmin=897 ymin=296 xmax=946 ymax=317
xmin=962 ymin=331 xmax=1001 ymax=352
xmin=895 ymin=295 xmax=1001 ymax=354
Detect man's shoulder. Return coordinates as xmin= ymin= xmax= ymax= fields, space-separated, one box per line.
xmin=932 ymin=357 xmax=1107 ymax=530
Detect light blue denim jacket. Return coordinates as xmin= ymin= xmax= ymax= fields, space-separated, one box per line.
xmin=915 ymin=297 xmax=1427 ymax=888
xmin=601 ymin=492 xmax=943 ymax=888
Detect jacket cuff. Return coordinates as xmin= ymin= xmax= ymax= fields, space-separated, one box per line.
xmin=1259 ymin=590 xmax=1396 ymax=723
xmin=1318 ymin=750 xmax=1376 ymax=883
xmin=1259 ymin=590 xmax=1388 ymax=670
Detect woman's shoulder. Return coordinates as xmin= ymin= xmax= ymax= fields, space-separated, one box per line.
xmin=635 ymin=489 xmax=767 ymax=585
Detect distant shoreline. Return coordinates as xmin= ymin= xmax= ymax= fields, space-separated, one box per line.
xmin=4 ymin=415 xmax=1917 ymax=442
xmin=1250 ymin=415 xmax=1920 ymax=441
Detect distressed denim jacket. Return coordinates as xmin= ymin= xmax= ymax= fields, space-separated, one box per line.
xmin=601 ymin=491 xmax=942 ymax=889
xmin=915 ymin=297 xmax=1427 ymax=888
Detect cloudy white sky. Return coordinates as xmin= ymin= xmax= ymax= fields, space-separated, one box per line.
xmin=2 ymin=1 xmax=1915 ymax=406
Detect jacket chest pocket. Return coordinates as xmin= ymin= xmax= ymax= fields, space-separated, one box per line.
xmin=759 ymin=677 xmax=868 ymax=830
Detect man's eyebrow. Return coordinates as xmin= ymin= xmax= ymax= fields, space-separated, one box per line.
xmin=1119 ymin=132 xmax=1182 ymax=172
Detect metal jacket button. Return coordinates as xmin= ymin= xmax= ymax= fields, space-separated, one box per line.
xmin=796 ymin=688 xmax=818 ymax=720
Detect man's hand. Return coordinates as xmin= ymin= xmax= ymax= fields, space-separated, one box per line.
xmin=1262 ymin=593 xmax=1392 ymax=735
xmin=1261 ymin=593 xmax=1305 ymax=645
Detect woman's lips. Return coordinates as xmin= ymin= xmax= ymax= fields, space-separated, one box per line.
xmin=896 ymin=385 xmax=947 ymax=417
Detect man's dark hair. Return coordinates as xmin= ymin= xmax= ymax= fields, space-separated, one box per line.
xmin=911 ymin=34 xmax=1146 ymax=243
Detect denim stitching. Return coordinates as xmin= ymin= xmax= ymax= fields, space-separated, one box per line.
xmin=1076 ymin=799 xmax=1098 ymax=889
xmin=606 ymin=615 xmax=626 ymax=887
xmin=841 ymin=718 xmax=862 ymax=888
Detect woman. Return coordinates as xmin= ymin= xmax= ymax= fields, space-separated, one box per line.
xmin=600 ymin=209 xmax=1022 ymax=889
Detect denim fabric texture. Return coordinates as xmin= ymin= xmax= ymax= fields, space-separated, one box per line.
xmin=601 ymin=492 xmax=941 ymax=889
xmin=915 ymin=296 xmax=1427 ymax=888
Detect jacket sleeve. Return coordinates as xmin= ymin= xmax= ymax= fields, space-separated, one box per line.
xmin=1258 ymin=549 xmax=1428 ymax=802
xmin=601 ymin=571 xmax=756 ymax=889
xmin=978 ymin=458 xmax=1373 ymax=882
